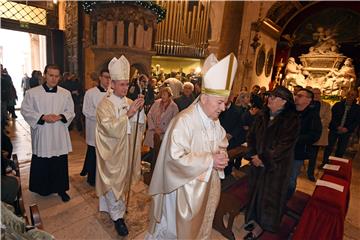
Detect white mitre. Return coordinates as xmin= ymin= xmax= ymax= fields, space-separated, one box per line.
xmin=108 ymin=55 xmax=130 ymax=81
xmin=202 ymin=53 xmax=238 ymax=97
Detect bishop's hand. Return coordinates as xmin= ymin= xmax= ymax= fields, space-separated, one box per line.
xmin=127 ymin=97 xmax=145 ymax=118
xmin=213 ymin=151 xmax=229 ymax=170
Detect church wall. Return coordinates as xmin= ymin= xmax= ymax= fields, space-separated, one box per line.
xmin=250 ymin=32 xmax=278 ymax=89
xmin=234 ymin=1 xmax=274 ymax=93
xmin=151 ymin=56 xmax=201 ymax=76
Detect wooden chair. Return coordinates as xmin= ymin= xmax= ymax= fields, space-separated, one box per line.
xmin=29 ymin=204 xmax=44 ymax=229
xmin=12 ymin=154 xmax=44 ymax=229
xmin=12 ymin=154 xmax=29 ymax=225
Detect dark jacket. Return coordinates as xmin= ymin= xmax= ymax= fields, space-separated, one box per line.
xmin=219 ymin=103 xmax=243 ymax=134
xmin=127 ymin=80 xmax=155 ymax=107
xmin=245 ymin=107 xmax=300 ymax=232
xmin=60 ymin=80 xmax=83 ymax=104
xmin=329 ymin=100 xmax=360 ymax=134
xmin=219 ymin=103 xmax=247 ymax=149
xmin=174 ymin=95 xmax=194 ymax=112
xmin=1 ymin=73 xmax=12 ymax=101
xmin=29 ymin=76 xmax=40 ymax=88
xmin=228 ymin=109 xmax=256 ymax=149
xmin=294 ymin=105 xmax=322 ymax=160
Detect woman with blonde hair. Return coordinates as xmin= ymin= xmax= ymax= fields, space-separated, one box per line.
xmin=144 ymin=87 xmax=179 ymax=148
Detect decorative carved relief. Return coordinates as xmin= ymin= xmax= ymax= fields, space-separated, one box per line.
xmin=90 ymin=5 xmax=157 ymax=29
xmin=64 ymin=1 xmax=78 ymax=74
xmin=81 ymin=2 xmax=159 ymax=89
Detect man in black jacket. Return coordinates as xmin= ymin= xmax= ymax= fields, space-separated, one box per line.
xmin=127 ymin=74 xmax=155 ymax=113
xmin=288 ymin=88 xmax=322 ymax=198
xmin=320 ymin=89 xmax=360 ymax=167
xmin=174 ymin=82 xmax=195 ymax=111
xmin=219 ymin=94 xmax=244 ymax=176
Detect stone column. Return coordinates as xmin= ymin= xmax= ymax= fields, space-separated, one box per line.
xmin=97 ymin=20 xmax=105 ymax=47
xmin=116 ymin=21 xmax=124 ymax=46
xmin=135 ymin=24 xmax=144 ymax=49
xmin=128 ymin=22 xmax=134 ymax=47
xmin=144 ymin=27 xmax=153 ymax=50
xmin=30 ymin=34 xmax=40 ymax=71
xmin=216 ymin=1 xmax=244 ymax=59
xmin=105 ymin=21 xmax=114 ymax=47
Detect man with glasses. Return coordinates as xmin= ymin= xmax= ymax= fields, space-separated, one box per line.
xmin=287 ymin=88 xmax=321 ymax=198
xmin=127 ymin=73 xmax=155 ymax=113
xmin=80 ymin=69 xmax=111 ymax=186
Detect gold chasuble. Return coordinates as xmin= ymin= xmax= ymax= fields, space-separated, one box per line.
xmin=148 ymin=102 xmax=228 ymax=239
xmin=95 ymin=95 xmax=141 ymax=201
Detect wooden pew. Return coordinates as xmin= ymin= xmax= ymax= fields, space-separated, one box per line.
xmin=213 ymin=145 xmax=249 ymax=240
xmin=12 ymin=154 xmax=44 ymax=229
xmin=30 ymin=204 xmax=44 ymax=230
xmin=12 ymin=154 xmax=29 ymax=225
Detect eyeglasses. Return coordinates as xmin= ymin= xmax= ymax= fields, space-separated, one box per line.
xmin=101 ymin=75 xmax=111 ymax=79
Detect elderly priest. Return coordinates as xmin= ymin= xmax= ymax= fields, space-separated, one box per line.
xmin=146 ymin=53 xmax=238 ymax=239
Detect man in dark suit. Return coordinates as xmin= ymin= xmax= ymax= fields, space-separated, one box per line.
xmin=127 ymin=74 xmax=155 ymax=113
xmin=320 ymin=89 xmax=360 ymax=167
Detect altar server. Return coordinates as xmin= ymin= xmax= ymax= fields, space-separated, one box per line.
xmin=80 ymin=69 xmax=111 ymax=186
xmin=21 ymin=64 xmax=75 ymax=202
xmin=147 ymin=53 xmax=238 ymax=239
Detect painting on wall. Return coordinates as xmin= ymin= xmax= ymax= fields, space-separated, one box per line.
xmin=286 ymin=8 xmax=360 ymax=46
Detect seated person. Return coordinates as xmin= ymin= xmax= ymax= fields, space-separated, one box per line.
xmin=1 ymin=201 xmax=54 ymax=240
xmin=1 ymin=153 xmax=19 ymax=205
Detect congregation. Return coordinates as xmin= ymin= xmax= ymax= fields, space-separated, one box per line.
xmin=1 ymin=53 xmax=360 ymax=239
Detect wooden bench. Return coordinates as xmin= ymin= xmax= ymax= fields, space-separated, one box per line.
xmin=12 ymin=154 xmax=44 ymax=229
xmin=285 ymin=190 xmax=311 ymax=220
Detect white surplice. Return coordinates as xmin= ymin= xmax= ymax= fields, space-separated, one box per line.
xmin=82 ymin=86 xmax=108 ymax=146
xmin=21 ymin=85 xmax=74 ymax=158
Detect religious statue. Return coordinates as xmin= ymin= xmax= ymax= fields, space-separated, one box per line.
xmin=284 ymin=57 xmax=307 ymax=87
xmin=322 ymin=58 xmax=356 ymax=94
xmin=309 ymin=27 xmax=339 ymax=54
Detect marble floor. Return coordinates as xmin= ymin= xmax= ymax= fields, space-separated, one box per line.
xmin=7 ymin=112 xmax=360 ymax=239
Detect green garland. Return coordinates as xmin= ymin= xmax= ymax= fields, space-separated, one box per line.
xmin=81 ymin=1 xmax=166 ymax=23
xmin=322 ymin=95 xmax=341 ymax=101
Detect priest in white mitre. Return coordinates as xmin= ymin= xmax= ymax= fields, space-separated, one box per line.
xmin=80 ymin=68 xmax=111 ymax=186
xmin=146 ymin=53 xmax=238 ymax=239
xmin=95 ymin=56 xmax=144 ymax=237
xmin=21 ymin=64 xmax=75 ymax=202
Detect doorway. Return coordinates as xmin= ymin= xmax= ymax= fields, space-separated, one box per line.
xmin=0 ymin=28 xmax=47 ymax=108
